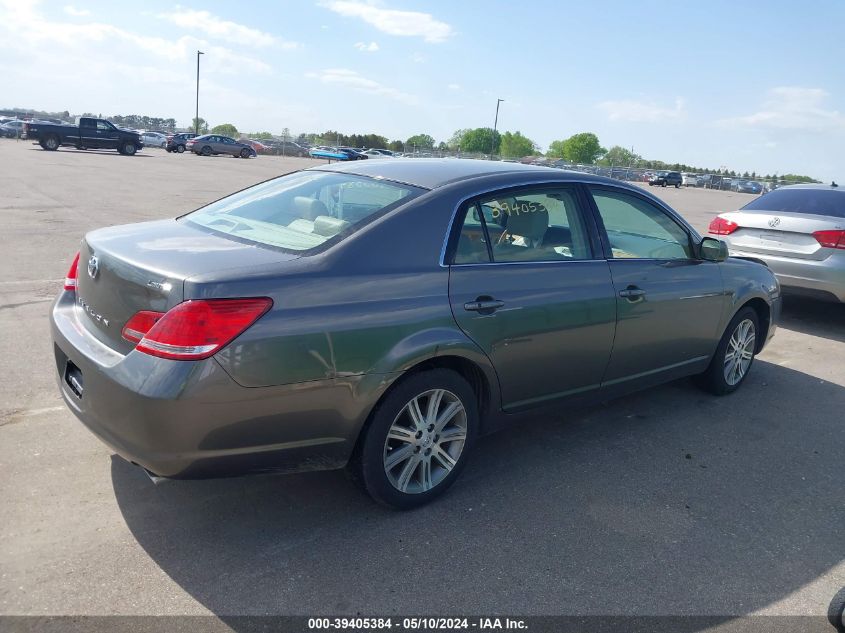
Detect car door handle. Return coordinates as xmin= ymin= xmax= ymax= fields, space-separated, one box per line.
xmin=464 ymin=298 xmax=505 ymax=313
xmin=618 ymin=286 xmax=647 ymax=300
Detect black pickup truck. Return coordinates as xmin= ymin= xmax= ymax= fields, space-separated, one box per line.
xmin=23 ymin=117 xmax=143 ymax=155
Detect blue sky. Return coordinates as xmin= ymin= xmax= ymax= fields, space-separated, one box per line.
xmin=1 ymin=0 xmax=843 ymax=180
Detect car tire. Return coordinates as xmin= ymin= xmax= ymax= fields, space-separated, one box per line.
xmin=201 ymin=146 xmax=212 ymax=156
xmin=240 ymin=148 xmax=251 ymax=158
xmin=121 ymin=141 xmax=137 ymax=156
xmin=42 ymin=135 xmax=60 ymax=151
xmin=355 ymin=369 xmax=478 ymax=509
xmin=675 ymin=183 xmax=680 ymax=188
xmin=176 ymin=145 xmax=185 ymax=153
xmin=828 ymin=586 xmax=845 ymax=632
xmin=695 ymin=306 xmax=760 ymax=396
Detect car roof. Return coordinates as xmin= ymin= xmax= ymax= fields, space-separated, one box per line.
xmin=775 ymin=183 xmax=842 ymax=192
xmin=308 ymin=157 xmax=602 ymax=189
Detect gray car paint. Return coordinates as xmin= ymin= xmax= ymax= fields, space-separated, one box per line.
xmin=50 ymin=160 xmax=781 ymax=480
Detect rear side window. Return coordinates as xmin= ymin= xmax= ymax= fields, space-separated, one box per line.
xmin=184 ymin=171 xmax=422 ymax=253
xmin=452 ymin=187 xmax=593 ymax=264
xmin=742 ymin=189 xmax=845 ymax=218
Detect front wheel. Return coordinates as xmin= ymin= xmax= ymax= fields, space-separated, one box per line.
xmin=201 ymin=145 xmax=212 ymax=156
xmin=176 ymin=144 xmax=185 ymax=153
xmin=675 ymin=183 xmax=680 ymax=188
xmin=696 ymin=307 xmax=760 ymax=395
xmin=240 ymin=148 xmax=251 ymax=158
xmin=121 ymin=141 xmax=137 ymax=156
xmin=355 ymin=369 xmax=477 ymax=509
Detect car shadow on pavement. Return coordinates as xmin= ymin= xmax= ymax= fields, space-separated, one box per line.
xmin=779 ymin=296 xmax=845 ymax=344
xmin=111 ymin=360 xmax=845 ymax=625
xmin=25 ymin=148 xmax=152 ymax=157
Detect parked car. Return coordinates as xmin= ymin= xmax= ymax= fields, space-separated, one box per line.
xmin=51 ymin=159 xmax=780 ymax=508
xmin=165 ymin=133 xmax=197 ymax=153
xmin=266 ymin=140 xmax=310 ymax=157
xmin=649 ymin=171 xmax=682 ymax=187
xmin=0 ymin=120 xmax=28 ymax=138
xmin=362 ymin=149 xmax=395 ymax=158
xmin=682 ymin=173 xmax=699 ymax=187
xmin=338 ymin=147 xmax=368 ymax=160
xmin=710 ymin=183 xmax=844 ymax=302
xmin=23 ymin=117 xmax=143 ymax=154
xmin=140 ymin=132 xmax=167 ymax=148
xmin=244 ymin=139 xmax=271 ymax=154
xmin=734 ymin=180 xmax=763 ymax=194
xmin=186 ymin=134 xmax=256 ymax=158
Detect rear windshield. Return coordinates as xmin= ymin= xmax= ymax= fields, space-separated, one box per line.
xmin=742 ymin=188 xmax=845 ymax=218
xmin=183 ymin=171 xmax=422 ymax=252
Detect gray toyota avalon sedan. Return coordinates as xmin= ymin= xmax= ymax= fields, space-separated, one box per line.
xmin=51 ymin=159 xmax=781 ymax=508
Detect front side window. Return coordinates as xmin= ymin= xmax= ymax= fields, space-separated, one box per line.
xmin=452 ymin=187 xmax=593 ymax=264
xmin=590 ymin=189 xmax=692 ymax=259
xmin=96 ymin=121 xmax=113 ymax=132
xmin=184 ymin=171 xmax=422 ymax=252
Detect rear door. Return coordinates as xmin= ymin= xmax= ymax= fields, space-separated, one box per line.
xmin=447 ymin=184 xmax=617 ymax=411
xmin=79 ymin=118 xmax=97 ymax=147
xmin=587 ymin=185 xmax=726 ymax=386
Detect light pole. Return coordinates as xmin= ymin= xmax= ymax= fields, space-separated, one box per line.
xmin=195 ymin=50 xmax=204 ymax=135
xmin=490 ymin=98 xmax=504 ymax=159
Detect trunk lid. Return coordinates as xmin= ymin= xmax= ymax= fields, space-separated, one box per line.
xmin=722 ymin=210 xmax=844 ymax=261
xmin=76 ymin=219 xmax=298 ymax=353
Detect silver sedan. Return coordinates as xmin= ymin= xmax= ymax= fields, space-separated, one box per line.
xmin=709 ymin=183 xmax=845 ymax=302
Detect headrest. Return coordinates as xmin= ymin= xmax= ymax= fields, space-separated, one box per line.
xmin=313 ymin=215 xmax=351 ymax=237
xmin=505 ymin=205 xmax=548 ymax=241
xmin=293 ymin=196 xmax=329 ymax=220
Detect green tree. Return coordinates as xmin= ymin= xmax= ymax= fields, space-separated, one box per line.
xmin=388 ymin=140 xmax=404 ymax=152
xmin=447 ymin=128 xmax=470 ymax=150
xmin=597 ymin=145 xmax=641 ymax=166
xmin=548 ymin=133 xmax=604 ymax=164
xmin=406 ymin=133 xmax=435 ymax=149
xmin=251 ymin=131 xmax=274 ymax=140
xmin=189 ymin=117 xmax=208 ymax=134
xmin=211 ymin=123 xmax=239 ymax=138
xmin=459 ymin=127 xmax=500 ymax=154
xmin=499 ymin=131 xmax=536 ymax=157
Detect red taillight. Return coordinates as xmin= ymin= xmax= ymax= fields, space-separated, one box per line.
xmin=708 ymin=216 xmax=739 ymax=235
xmin=813 ymin=230 xmax=845 ymax=250
xmin=63 ymin=252 xmax=80 ymax=291
xmin=129 ymin=298 xmax=272 ymax=360
xmin=122 ymin=310 xmax=165 ymax=344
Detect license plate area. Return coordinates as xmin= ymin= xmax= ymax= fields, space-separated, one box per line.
xmin=64 ymin=361 xmax=84 ymax=399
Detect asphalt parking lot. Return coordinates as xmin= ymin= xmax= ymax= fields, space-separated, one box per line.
xmin=1 ymin=140 xmax=844 ymax=624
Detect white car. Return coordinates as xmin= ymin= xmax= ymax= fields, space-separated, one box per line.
xmin=140 ymin=132 xmax=166 ymax=148
xmin=682 ymin=173 xmax=700 ymax=187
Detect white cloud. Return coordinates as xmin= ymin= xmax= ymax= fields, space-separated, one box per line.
xmin=306 ymin=68 xmax=417 ymax=104
xmin=411 ymin=52 xmax=425 ymax=63
xmin=63 ymin=5 xmax=89 ymax=16
xmin=354 ymin=41 xmax=379 ymax=52
xmin=718 ymin=87 xmax=845 ymax=132
xmin=156 ymin=7 xmax=298 ymax=49
xmin=598 ymin=97 xmax=686 ymax=123
xmin=447 ymin=83 xmax=460 ymax=91
xmin=321 ymin=1 xmax=453 ymax=43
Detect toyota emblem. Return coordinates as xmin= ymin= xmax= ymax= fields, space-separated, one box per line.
xmin=87 ymin=255 xmax=99 ymax=279
xmin=768 ymin=217 xmax=781 ymax=228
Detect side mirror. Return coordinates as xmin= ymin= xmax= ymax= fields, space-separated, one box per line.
xmin=700 ymin=237 xmax=729 ymax=262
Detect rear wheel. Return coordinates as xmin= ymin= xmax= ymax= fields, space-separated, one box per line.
xmin=696 ymin=307 xmax=759 ymax=395
xmin=355 ymin=369 xmax=477 ymax=509
xmin=176 ymin=144 xmax=185 ymax=153
xmin=42 ymin=135 xmax=60 ymax=151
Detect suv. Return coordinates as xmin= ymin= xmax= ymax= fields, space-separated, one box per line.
xmin=166 ymin=133 xmax=198 ymax=153
xmin=649 ymin=171 xmax=682 ymax=188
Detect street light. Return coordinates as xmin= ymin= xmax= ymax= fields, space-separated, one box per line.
xmin=490 ymin=98 xmax=504 ymax=159
xmin=195 ymin=50 xmax=204 ymax=135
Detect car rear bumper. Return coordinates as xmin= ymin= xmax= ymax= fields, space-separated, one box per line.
xmin=50 ymin=292 xmax=376 ymax=479
xmin=728 ymin=248 xmax=845 ymax=302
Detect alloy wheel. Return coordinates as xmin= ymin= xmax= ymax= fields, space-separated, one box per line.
xmin=383 ymin=389 xmax=467 ymax=494
xmin=723 ymin=318 xmax=756 ymax=386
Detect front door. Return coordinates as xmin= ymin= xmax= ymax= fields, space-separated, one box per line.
xmin=587 ymin=186 xmax=726 ymax=386
xmin=94 ymin=120 xmax=120 ymax=149
xmin=447 ymin=185 xmax=617 ymax=411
